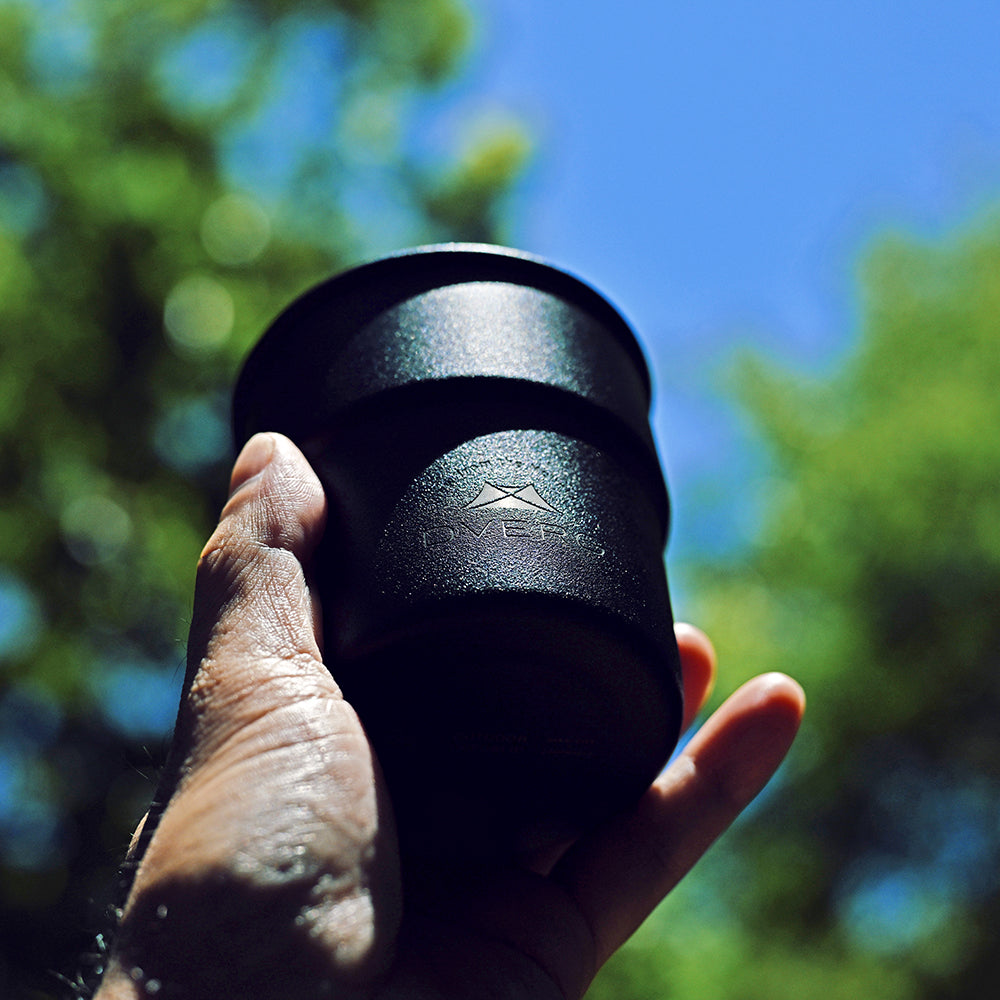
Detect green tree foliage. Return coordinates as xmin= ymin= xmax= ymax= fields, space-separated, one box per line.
xmin=0 ymin=1 xmax=527 ymax=995
xmin=587 ymin=213 xmax=1000 ymax=998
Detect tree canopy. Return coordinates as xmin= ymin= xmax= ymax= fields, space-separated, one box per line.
xmin=0 ymin=1 xmax=527 ymax=995
xmin=586 ymin=213 xmax=1000 ymax=998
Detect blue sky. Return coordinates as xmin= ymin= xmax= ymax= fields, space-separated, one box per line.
xmin=434 ymin=0 xmax=1000 ymax=572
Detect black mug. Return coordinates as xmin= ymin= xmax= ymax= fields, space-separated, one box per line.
xmin=233 ymin=244 xmax=683 ymax=858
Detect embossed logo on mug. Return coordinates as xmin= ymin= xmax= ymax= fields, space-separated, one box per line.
xmin=419 ymin=481 xmax=605 ymax=557
xmin=463 ymin=482 xmax=560 ymax=514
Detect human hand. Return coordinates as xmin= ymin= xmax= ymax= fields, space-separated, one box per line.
xmin=95 ymin=432 xmax=804 ymax=1000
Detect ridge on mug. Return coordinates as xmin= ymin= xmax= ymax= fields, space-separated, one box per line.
xmin=233 ymin=244 xmax=683 ymax=859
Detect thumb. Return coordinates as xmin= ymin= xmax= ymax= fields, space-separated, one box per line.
xmin=177 ymin=431 xmax=332 ymax=771
xmin=106 ymin=433 xmax=399 ymax=997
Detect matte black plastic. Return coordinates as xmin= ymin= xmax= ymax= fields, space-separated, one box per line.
xmin=233 ymin=244 xmax=683 ymax=858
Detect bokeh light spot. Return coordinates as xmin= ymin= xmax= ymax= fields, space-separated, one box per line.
xmin=163 ymin=274 xmax=234 ymax=352
xmin=88 ymin=660 xmax=181 ymax=740
xmin=0 ymin=163 xmax=49 ymax=236
xmin=59 ymin=495 xmax=132 ymax=566
xmin=154 ymin=395 xmax=230 ymax=474
xmin=0 ymin=573 xmax=43 ymax=660
xmin=201 ymin=192 xmax=271 ymax=265
xmin=155 ymin=14 xmax=258 ymax=116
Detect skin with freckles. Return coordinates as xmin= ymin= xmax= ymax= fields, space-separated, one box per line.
xmin=95 ymin=432 xmax=804 ymax=1000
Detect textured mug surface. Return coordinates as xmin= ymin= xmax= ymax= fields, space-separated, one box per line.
xmin=233 ymin=244 xmax=683 ymax=858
